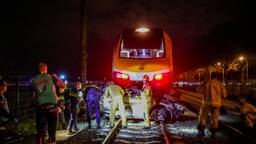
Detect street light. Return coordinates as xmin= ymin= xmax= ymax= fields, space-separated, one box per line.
xmin=239 ymin=56 xmax=244 ymax=61
xmin=238 ymin=56 xmax=249 ymax=82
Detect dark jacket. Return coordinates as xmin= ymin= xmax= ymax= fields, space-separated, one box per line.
xmin=0 ymin=95 xmax=14 ymax=125
xmin=85 ymin=85 xmax=99 ymax=99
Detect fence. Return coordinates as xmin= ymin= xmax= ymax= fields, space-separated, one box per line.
xmin=5 ymin=76 xmax=35 ymax=120
xmin=225 ymin=82 xmax=256 ymax=104
xmin=4 ymin=76 xmax=104 ymax=120
xmin=174 ymin=80 xmax=256 ymax=104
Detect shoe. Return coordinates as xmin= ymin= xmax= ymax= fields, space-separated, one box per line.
xmin=96 ymin=124 xmax=101 ymax=129
xmin=143 ymin=126 xmax=150 ymax=129
xmin=67 ymin=130 xmax=76 ymax=135
xmin=87 ymin=122 xmax=91 ymax=129
xmin=74 ymin=128 xmax=80 ymax=132
xmin=209 ymin=128 xmax=217 ymax=139
xmin=196 ymin=131 xmax=205 ymax=137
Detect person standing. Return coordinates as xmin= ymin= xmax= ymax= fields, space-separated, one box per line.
xmin=140 ymin=75 xmax=152 ymax=129
xmin=67 ymin=81 xmax=82 ymax=135
xmin=84 ymin=82 xmax=101 ymax=129
xmin=0 ymin=80 xmax=18 ymax=143
xmin=197 ymin=72 xmax=227 ymax=137
xmin=63 ymin=81 xmax=71 ymax=121
xmin=32 ymin=63 xmax=65 ymax=144
xmin=103 ymin=82 xmax=127 ymax=128
xmin=57 ymin=87 xmax=67 ymax=130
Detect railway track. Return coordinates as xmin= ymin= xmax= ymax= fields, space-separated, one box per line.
xmin=102 ymin=119 xmax=172 ymax=144
xmin=64 ymin=88 xmax=256 ymax=144
xmin=64 ymin=118 xmax=175 ymax=144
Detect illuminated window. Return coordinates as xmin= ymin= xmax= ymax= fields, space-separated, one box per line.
xmin=120 ymin=28 xmax=165 ymax=59
xmin=120 ymin=40 xmax=164 ymax=59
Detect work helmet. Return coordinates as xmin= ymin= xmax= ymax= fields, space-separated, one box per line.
xmin=143 ymin=75 xmax=149 ymax=81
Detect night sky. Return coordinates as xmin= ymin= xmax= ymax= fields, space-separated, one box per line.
xmin=0 ymin=0 xmax=255 ymax=80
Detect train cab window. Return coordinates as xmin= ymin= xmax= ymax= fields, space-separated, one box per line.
xmin=120 ymin=40 xmax=164 ymax=59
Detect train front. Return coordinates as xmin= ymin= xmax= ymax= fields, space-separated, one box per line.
xmin=100 ymin=28 xmax=174 ymax=118
xmin=113 ymin=27 xmax=173 ymax=91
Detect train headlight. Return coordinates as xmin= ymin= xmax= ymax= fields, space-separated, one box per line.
xmin=121 ymin=73 xmax=129 ymax=79
xmin=154 ymin=74 xmax=163 ymax=80
xmin=135 ymin=27 xmax=150 ymax=33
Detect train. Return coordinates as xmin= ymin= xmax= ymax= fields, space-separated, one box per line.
xmin=102 ymin=27 xmax=174 ymax=118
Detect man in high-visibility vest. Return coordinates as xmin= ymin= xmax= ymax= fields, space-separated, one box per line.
xmin=141 ymin=75 xmax=152 ymax=129
xmin=103 ymin=82 xmax=127 ymax=128
xmin=32 ymin=63 xmax=65 ymax=144
xmin=197 ymin=72 xmax=227 ymax=137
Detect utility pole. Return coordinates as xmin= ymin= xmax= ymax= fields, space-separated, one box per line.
xmin=81 ymin=0 xmax=88 ymax=84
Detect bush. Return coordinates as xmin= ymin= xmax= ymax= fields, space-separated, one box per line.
xmin=15 ymin=119 xmax=36 ymax=136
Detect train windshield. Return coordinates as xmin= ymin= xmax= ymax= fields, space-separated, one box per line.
xmin=120 ymin=31 xmax=164 ymax=59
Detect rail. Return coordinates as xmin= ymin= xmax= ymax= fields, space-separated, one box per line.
xmin=102 ymin=119 xmax=122 ymax=144
xmin=160 ymin=121 xmax=171 ymax=144
xmin=222 ymin=122 xmax=256 ymax=144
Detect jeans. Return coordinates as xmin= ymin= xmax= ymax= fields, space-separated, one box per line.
xmin=58 ymin=110 xmax=66 ymax=128
xmin=86 ymin=95 xmax=101 ymax=125
xmin=36 ymin=104 xmax=57 ymax=144
xmin=67 ymin=109 xmax=78 ymax=130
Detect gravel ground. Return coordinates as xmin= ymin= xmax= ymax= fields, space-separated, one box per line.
xmin=17 ymin=93 xmax=255 ymax=144
xmin=17 ymin=114 xmax=251 ymax=144
xmin=61 ymin=107 xmax=248 ymax=144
